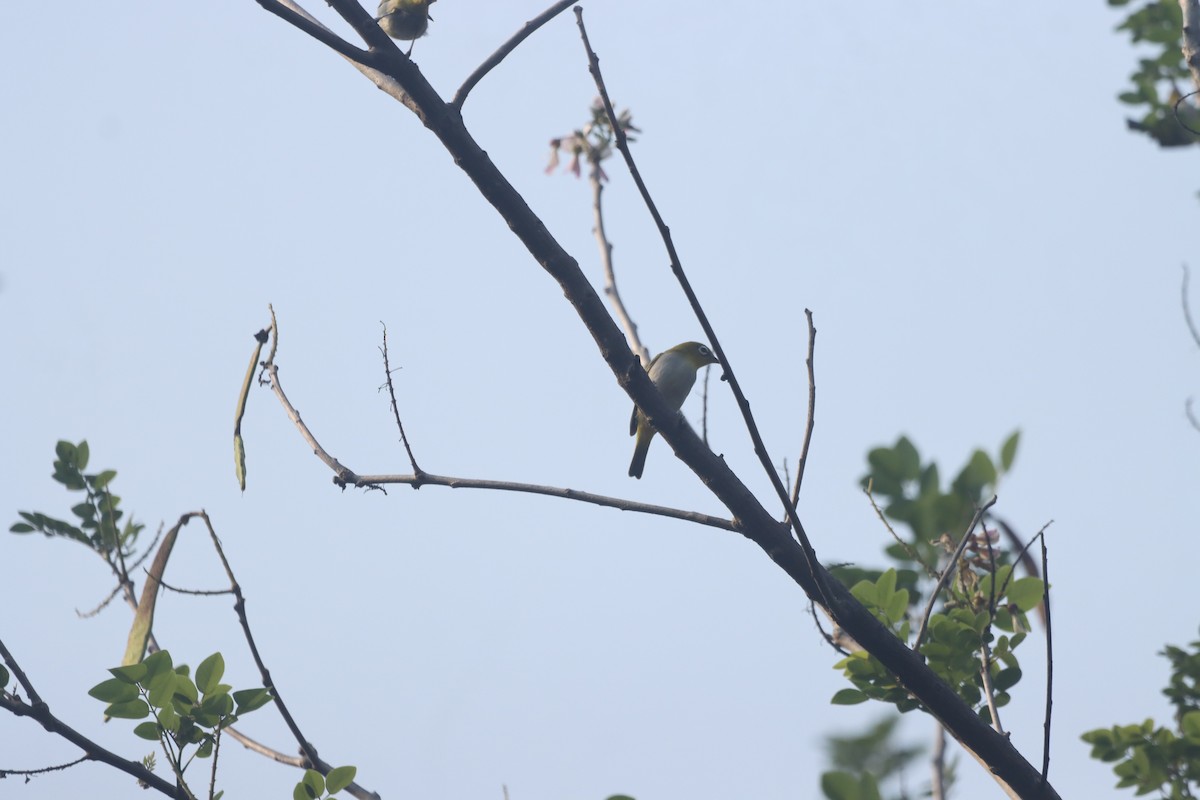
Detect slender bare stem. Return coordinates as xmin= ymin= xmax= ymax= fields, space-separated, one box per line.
xmin=591 ymin=158 xmax=648 ymax=365
xmin=452 ymin=0 xmax=579 ymax=110
xmin=790 ymin=310 xmax=818 ymax=506
xmin=913 ymin=496 xmax=997 ymax=650
xmin=1039 ymin=529 xmax=1054 ymax=785
xmin=931 ymin=723 xmax=947 ymax=800
xmin=380 ymin=324 xmax=423 ymax=475
xmin=197 ymin=512 xmax=380 ymax=800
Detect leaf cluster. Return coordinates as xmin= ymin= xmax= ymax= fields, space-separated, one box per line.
xmin=1109 ymin=0 xmax=1199 ymax=148
xmin=10 ymin=439 xmax=144 ymax=557
xmin=89 ymin=650 xmax=272 ymax=798
xmin=821 ymin=433 xmax=1042 ymax=797
xmin=1082 ymin=635 xmax=1200 ymax=797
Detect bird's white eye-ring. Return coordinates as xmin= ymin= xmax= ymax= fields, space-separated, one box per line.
xmin=699 ymin=345 xmax=712 ymax=356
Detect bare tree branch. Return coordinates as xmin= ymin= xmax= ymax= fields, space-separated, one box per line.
xmin=380 ymin=323 xmax=424 ymax=476
xmin=453 ymin=0 xmax=579 ymax=110
xmin=250 ymin=4 xmax=1063 ymax=795
xmin=790 ymin=309 xmax=818 ymax=506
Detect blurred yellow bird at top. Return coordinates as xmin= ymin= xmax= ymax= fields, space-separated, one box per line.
xmin=376 ymin=0 xmax=435 ymax=50
xmin=628 ymin=341 xmax=719 ymax=479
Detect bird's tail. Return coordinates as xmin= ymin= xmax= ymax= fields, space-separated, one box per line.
xmin=628 ymin=435 xmax=652 ymax=479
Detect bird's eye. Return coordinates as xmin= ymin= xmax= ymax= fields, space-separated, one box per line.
xmin=699 ymin=345 xmax=711 ymax=356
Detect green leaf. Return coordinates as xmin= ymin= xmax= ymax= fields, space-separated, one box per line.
xmin=76 ymin=440 xmax=90 ymax=471
xmin=1007 ymin=577 xmax=1045 ymax=612
xmin=894 ymin=437 xmax=921 ymax=481
xmin=92 ymin=470 xmax=118 ymax=490
xmin=142 ymin=650 xmax=174 ymax=677
xmin=196 ymin=653 xmax=225 ymax=695
xmin=999 ymin=431 xmax=1020 ymax=471
xmin=106 ymin=699 xmax=151 ymax=719
xmin=133 ymin=721 xmax=161 ymax=741
xmin=875 ymin=568 xmax=897 ymax=598
xmin=199 ymin=691 xmax=234 ymax=718
xmin=830 ymin=688 xmax=870 ymax=705
xmin=108 ymin=663 xmax=148 ymax=685
xmin=1182 ymin=710 xmax=1200 ymax=741
xmin=850 ymin=579 xmax=879 ymax=608
xmin=993 ymin=666 xmax=1023 ymax=692
xmin=0 ymin=665 xmax=8 ymax=688
xmin=303 ymin=768 xmax=325 ymax=797
xmin=157 ymin=705 xmax=180 ymax=733
xmin=147 ymin=669 xmax=178 ymax=709
xmin=173 ymin=674 xmax=199 ymax=706
xmin=326 ymin=766 xmax=357 ymax=794
xmin=9 ymin=522 xmax=35 ymax=533
xmin=89 ymin=678 xmax=140 ymax=703
xmin=233 ymin=687 xmax=274 ymax=714
xmin=820 ymin=770 xmax=859 ymax=800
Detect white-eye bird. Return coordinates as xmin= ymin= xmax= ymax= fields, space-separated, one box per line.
xmin=376 ymin=0 xmax=435 ymax=50
xmin=628 ymin=341 xmax=719 ymax=479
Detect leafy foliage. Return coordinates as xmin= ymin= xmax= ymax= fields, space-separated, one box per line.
xmin=10 ymin=440 xmax=144 ymax=556
xmin=1109 ymin=0 xmax=1200 ymax=148
xmin=90 ymin=650 xmax=273 ymax=798
xmin=1082 ymin=634 xmax=1200 ymax=797
xmin=822 ymin=433 xmax=1043 ymax=797
xmin=822 ymin=715 xmax=934 ymax=800
xmin=293 ymin=765 xmax=358 ymax=800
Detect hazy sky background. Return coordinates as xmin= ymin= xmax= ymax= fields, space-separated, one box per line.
xmin=2 ymin=2 xmax=1198 ymax=798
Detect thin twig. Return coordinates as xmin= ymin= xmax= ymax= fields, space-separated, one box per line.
xmin=0 ymin=637 xmax=43 ymax=707
xmin=590 ymin=145 xmax=648 ymax=365
xmin=978 ymin=638 xmax=1005 ymax=734
xmin=931 ymin=723 xmax=947 ymax=800
xmin=1183 ymin=264 xmax=1200 ymax=347
xmin=196 ymin=511 xmax=380 ymax=800
xmin=864 ymin=480 xmax=936 ymax=579
xmin=1039 ymin=528 xmax=1054 ymax=785
xmin=150 ymin=572 xmax=235 ymax=597
xmin=322 ymin=470 xmax=736 ymax=531
xmin=265 ymin=320 xmax=733 ymax=528
xmin=380 ymin=323 xmax=423 ymax=476
xmin=76 ymin=582 xmax=123 ymax=619
xmin=790 ymin=310 xmax=818 ymax=506
xmin=0 ymin=754 xmax=90 ymax=779
xmin=913 ymin=496 xmax=998 ymax=650
xmin=573 ymin=9 xmax=831 ymax=609
xmin=264 ymin=360 xmax=361 ymax=487
xmin=254 ymin=0 xmax=370 ymax=63
xmin=808 ymin=601 xmax=849 ymax=656
xmin=977 ymin=522 xmax=1004 ymax=733
xmin=452 ymin=0 xmax=579 ymax=110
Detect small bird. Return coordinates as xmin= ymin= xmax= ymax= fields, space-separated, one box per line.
xmin=628 ymin=341 xmax=719 ymax=479
xmin=376 ymin=0 xmax=435 ymax=52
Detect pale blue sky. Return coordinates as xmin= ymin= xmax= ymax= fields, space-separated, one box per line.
xmin=2 ymin=2 xmax=1198 ymax=799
